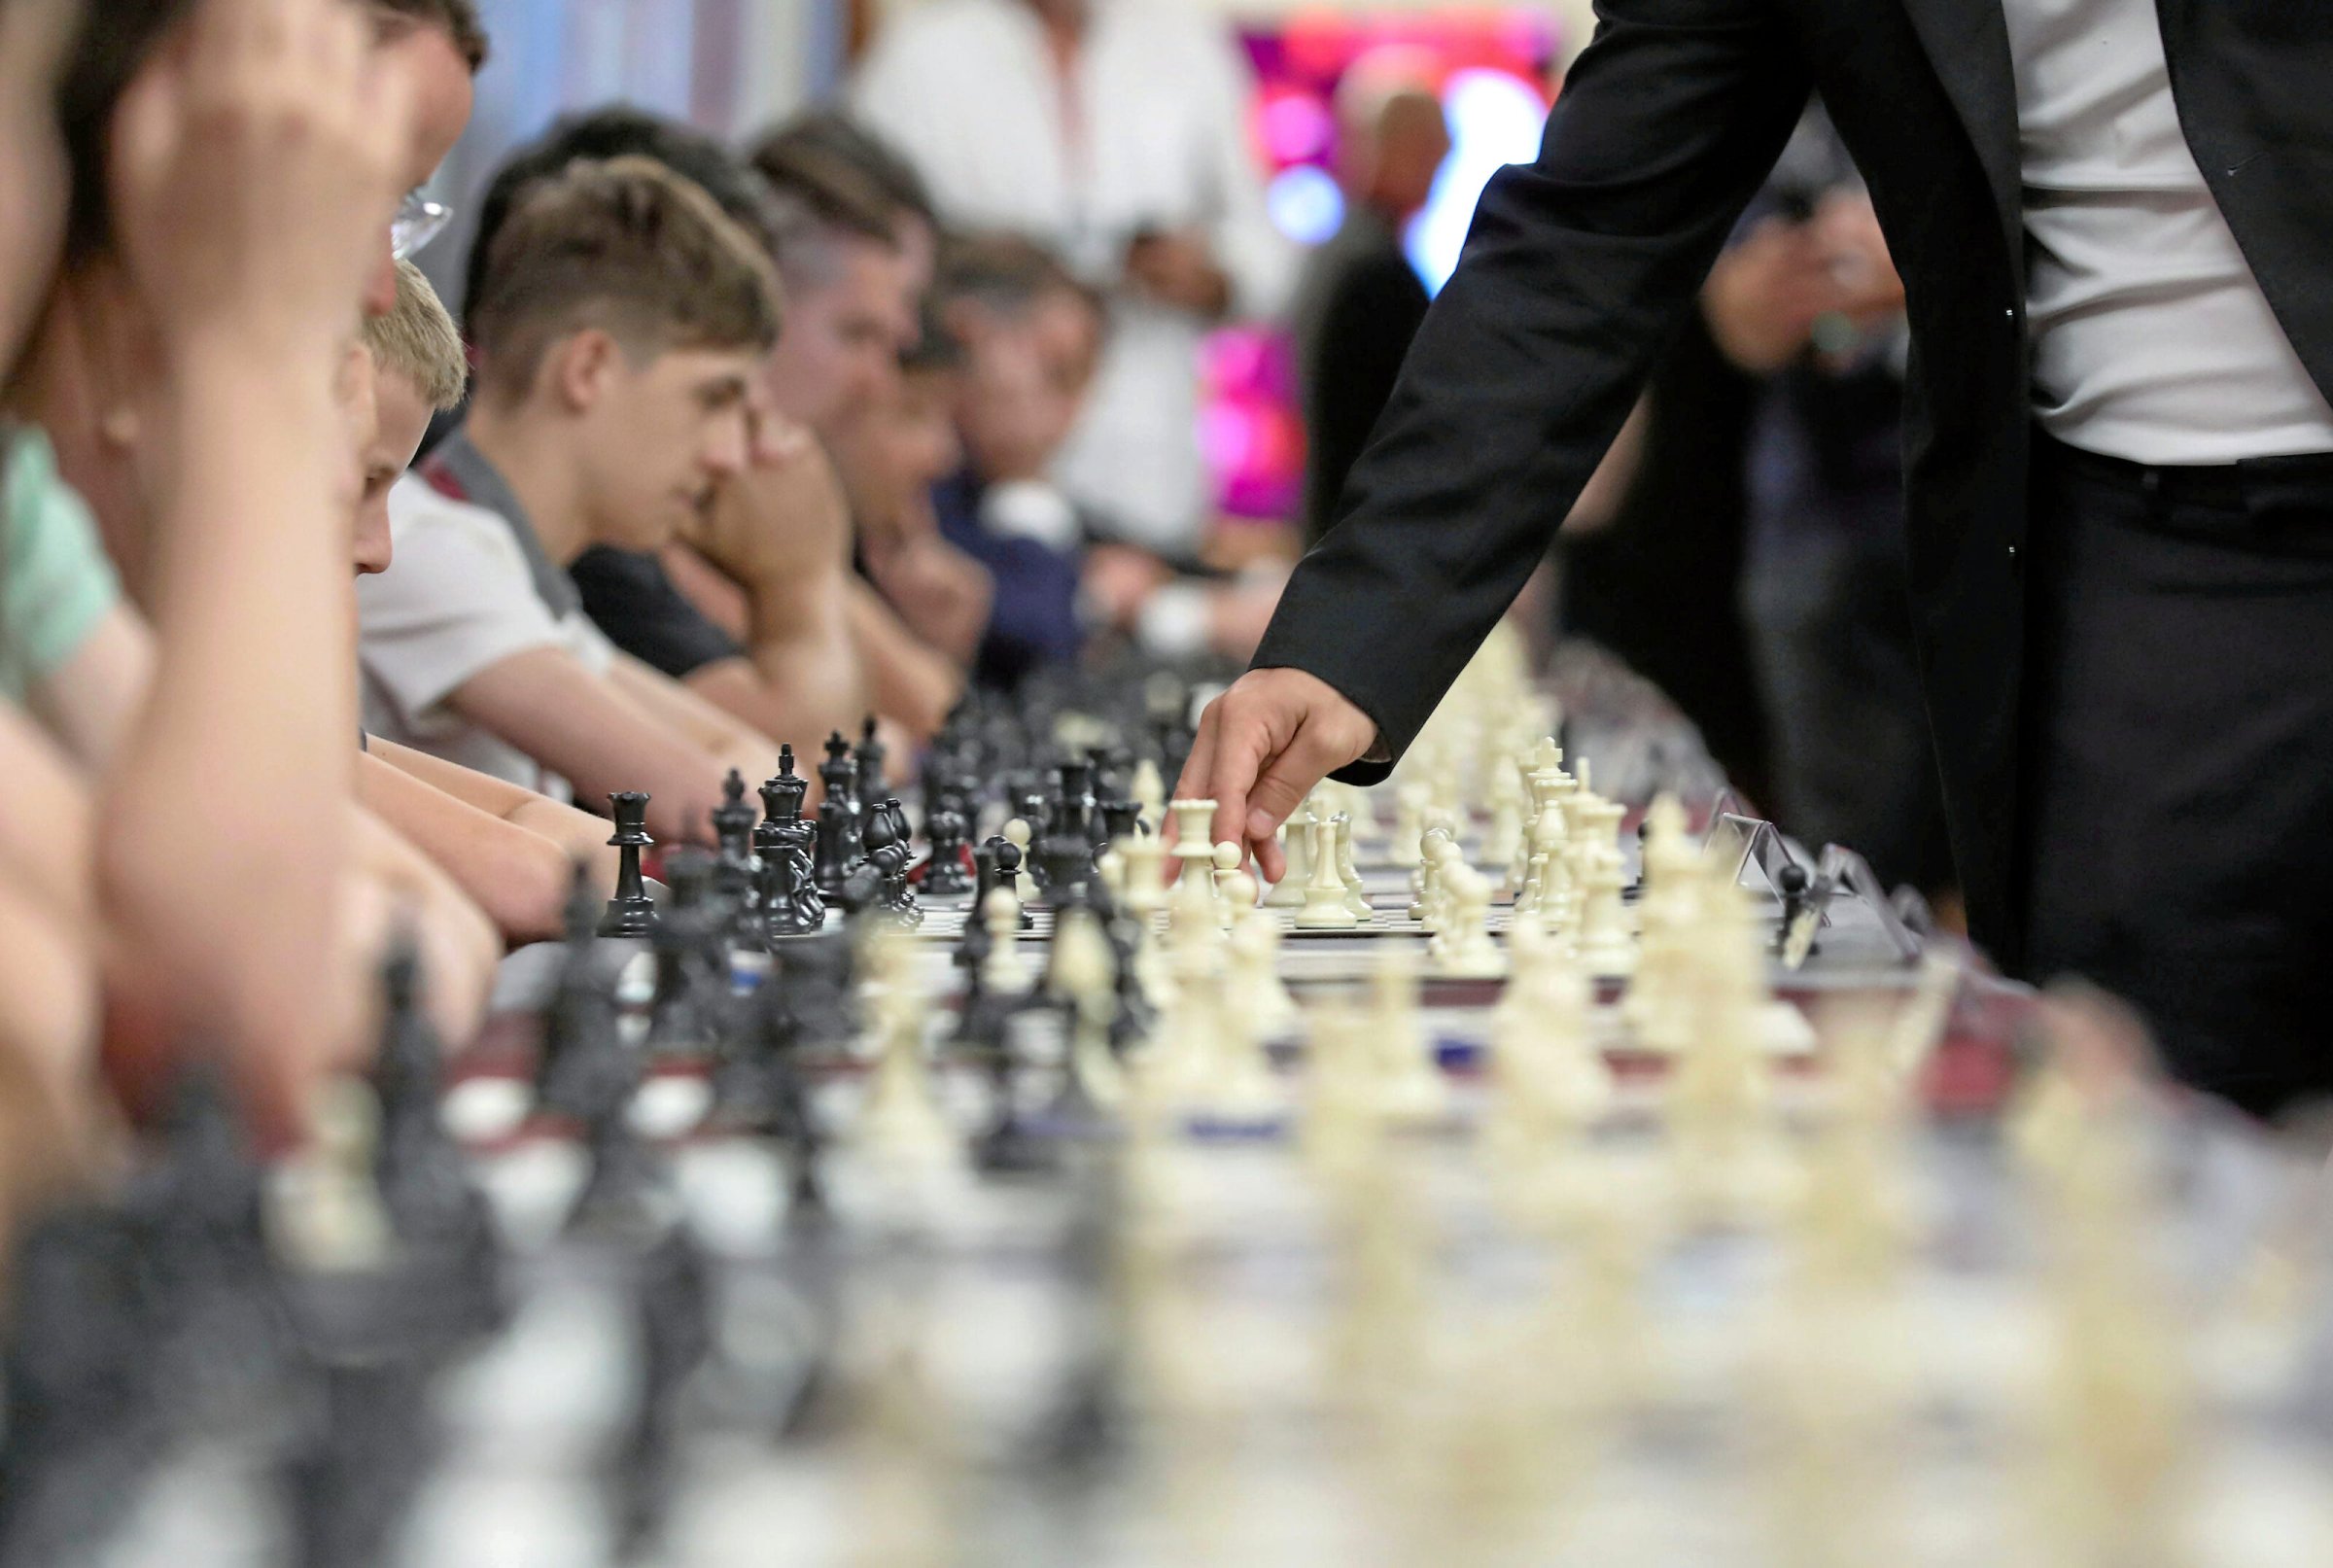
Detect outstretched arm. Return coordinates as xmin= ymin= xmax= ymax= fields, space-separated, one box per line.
xmin=1181 ymin=0 xmax=1809 ymax=873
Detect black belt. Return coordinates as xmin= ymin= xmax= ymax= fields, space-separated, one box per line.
xmin=2037 ymin=430 xmax=2333 ymax=511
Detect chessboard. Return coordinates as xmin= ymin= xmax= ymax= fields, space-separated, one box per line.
xmin=10 ymin=641 xmax=2333 ymax=1568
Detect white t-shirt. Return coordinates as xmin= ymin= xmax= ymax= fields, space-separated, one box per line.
xmin=358 ymin=470 xmax=614 ymax=797
xmin=2007 ymin=0 xmax=2333 ymax=463
xmin=855 ymin=0 xmax=1295 ymax=554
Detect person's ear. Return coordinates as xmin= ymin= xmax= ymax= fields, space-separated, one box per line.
xmin=553 ymin=329 xmax=622 ymax=413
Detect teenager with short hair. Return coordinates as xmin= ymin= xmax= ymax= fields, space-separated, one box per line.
xmin=358 ymin=157 xmax=786 ymax=847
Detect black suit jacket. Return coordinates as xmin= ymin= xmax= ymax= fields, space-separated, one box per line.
xmin=1254 ymin=0 xmax=2333 ymax=970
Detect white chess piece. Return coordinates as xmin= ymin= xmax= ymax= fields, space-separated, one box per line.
xmin=1210 ymin=841 xmax=1247 ymax=929
xmin=1483 ymin=750 xmax=1526 ymax=881
xmin=1204 ymin=872 xmax=1284 ymax=1117
xmin=1430 ymin=865 xmax=1507 ymax=979
xmin=1131 ymin=756 xmax=1168 ymax=835
xmin=980 ymin=888 xmax=1032 ymax=993
xmin=271 ymin=1079 xmax=394 ymax=1272
xmin=855 ymin=928 xmax=961 ymax=1172
xmin=1119 ymin=830 xmax=1169 ymax=918
xmin=1227 ymin=872 xmax=1300 ymax=1037
xmin=1489 ymin=922 xmax=1609 ymax=1147
xmin=1368 ymin=945 xmax=1446 ymax=1121
xmin=1391 ymin=781 xmax=1430 ymax=868
xmin=1334 ymin=811 xmax=1372 ymax=921
xmin=1265 ymin=797 xmax=1318 ymax=909
xmin=1295 ymin=814 xmax=1360 ymax=929
xmin=1573 ymin=843 xmax=1636 ymax=977
xmin=1002 ymin=818 xmax=1040 ymax=900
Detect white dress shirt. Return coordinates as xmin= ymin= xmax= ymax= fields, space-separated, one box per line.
xmin=2005 ymin=0 xmax=2333 ymax=463
xmin=856 ymin=0 xmax=1296 ymax=553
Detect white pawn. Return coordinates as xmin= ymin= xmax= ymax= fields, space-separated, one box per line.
xmin=1002 ymin=818 xmax=1040 ymax=901
xmin=1416 ymin=831 xmax=1463 ymax=932
xmin=1227 ymin=873 xmax=1300 ymax=1037
xmin=1210 ymin=841 xmax=1247 ymax=929
xmin=271 ymin=1080 xmax=395 ymax=1273
xmin=855 ymin=928 xmax=960 ymax=1173
xmin=1334 ymin=811 xmax=1372 ymax=921
xmin=1295 ymin=814 xmax=1360 ymax=929
xmin=980 ymin=888 xmax=1032 ymax=993
xmin=1490 ymin=922 xmax=1609 ymax=1148
xmin=1368 ymin=945 xmax=1446 ymax=1122
xmin=1265 ymin=797 xmax=1318 ymax=909
xmin=1208 ymin=872 xmax=1284 ymax=1115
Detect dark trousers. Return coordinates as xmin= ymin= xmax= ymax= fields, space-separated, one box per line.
xmin=2022 ymin=431 xmax=2333 ymax=1118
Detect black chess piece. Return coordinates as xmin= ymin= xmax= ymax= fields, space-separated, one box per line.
xmin=367 ymin=943 xmax=507 ymax=1353
xmin=1099 ymin=799 xmax=1143 ymax=847
xmin=984 ymin=834 xmax=1036 ymax=929
xmin=711 ymin=770 xmax=761 ymax=948
xmin=539 ymin=869 xmax=634 ymax=1121
xmin=922 ymin=805 xmax=975 ymax=896
xmin=614 ymin=1223 xmax=714 ymax=1556
xmin=600 ymin=791 xmax=659 ymax=938
xmin=854 ymin=799 xmax=923 ymax=927
xmin=818 ymin=730 xmax=863 ymax=857
xmin=645 ymin=851 xmax=736 ymax=1060
xmin=971 ymin=839 xmax=1001 ymax=913
xmin=1036 ymin=766 xmax=1098 ymax=902
xmin=757 ymin=747 xmax=815 ymax=859
xmin=758 ymin=837 xmax=826 ymax=944
xmin=853 ymin=714 xmax=890 ymax=814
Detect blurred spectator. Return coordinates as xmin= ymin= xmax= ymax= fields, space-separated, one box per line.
xmin=928 ymin=233 xmax=1106 ymax=689
xmin=855 ymin=0 xmax=1296 ymax=559
xmin=751 ymin=108 xmax=940 ymax=295
xmin=1710 ymin=110 xmax=1951 ymax=897
xmin=929 ymin=229 xmax=1288 ymax=686
xmin=1290 ymin=52 xmax=1449 ymax=550
xmin=851 ymin=317 xmax=994 ymax=669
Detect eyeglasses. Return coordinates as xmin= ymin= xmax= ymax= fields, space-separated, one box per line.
xmin=392 ymin=192 xmax=454 ymax=261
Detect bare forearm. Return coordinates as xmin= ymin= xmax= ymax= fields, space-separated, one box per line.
xmin=357 ymin=751 xmax=576 ymax=943
xmin=846 ymin=580 xmax=962 ymax=742
xmin=96 ymin=352 xmax=353 ymax=1124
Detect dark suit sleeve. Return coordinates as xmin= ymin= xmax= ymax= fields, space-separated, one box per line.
xmin=1305 ymin=256 xmax=1432 ymax=549
xmin=1252 ymin=0 xmax=1811 ymax=780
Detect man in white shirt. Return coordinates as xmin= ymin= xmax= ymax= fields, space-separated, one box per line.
xmin=359 ymin=157 xmax=785 ymax=846
xmin=1186 ymin=0 xmax=2333 ymax=1115
xmin=855 ymin=0 xmax=1297 ymax=559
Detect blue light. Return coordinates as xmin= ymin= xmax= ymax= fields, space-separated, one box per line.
xmin=1406 ymin=68 xmax=1550 ymax=296
xmin=1267 ymin=164 xmax=1347 ymax=248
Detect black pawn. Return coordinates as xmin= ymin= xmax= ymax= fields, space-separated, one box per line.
xmin=600 ymin=792 xmax=658 ymax=939
xmin=985 ymin=835 xmax=1036 ymax=930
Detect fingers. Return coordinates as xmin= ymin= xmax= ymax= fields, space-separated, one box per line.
xmin=1204 ymin=706 xmax=1275 ymax=860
